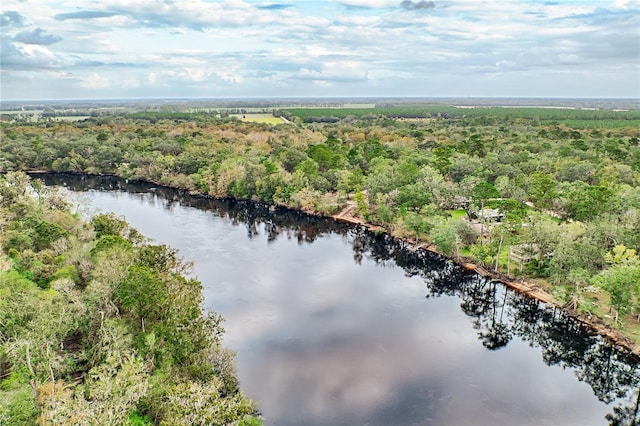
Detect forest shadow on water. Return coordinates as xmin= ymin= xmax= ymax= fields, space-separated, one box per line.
xmin=38 ymin=173 xmax=640 ymax=426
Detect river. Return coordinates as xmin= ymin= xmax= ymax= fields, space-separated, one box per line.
xmin=39 ymin=174 xmax=640 ymax=426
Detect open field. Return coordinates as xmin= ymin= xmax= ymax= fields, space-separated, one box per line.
xmin=230 ymin=113 xmax=286 ymax=124
xmin=51 ymin=116 xmax=92 ymax=122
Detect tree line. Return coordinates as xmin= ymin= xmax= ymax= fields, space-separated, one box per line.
xmin=280 ymin=105 xmax=640 ymax=128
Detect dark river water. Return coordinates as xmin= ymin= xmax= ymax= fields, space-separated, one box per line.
xmin=39 ymin=174 xmax=640 ymax=426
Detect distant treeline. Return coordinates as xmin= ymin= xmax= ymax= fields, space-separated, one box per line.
xmin=281 ymin=106 xmax=640 ymax=128
xmin=122 ymin=111 xmax=211 ymax=121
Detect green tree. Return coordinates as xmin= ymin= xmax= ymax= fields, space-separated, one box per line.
xmin=306 ymin=144 xmax=342 ymax=171
xmin=431 ymin=219 xmax=458 ymax=258
xmin=91 ymin=213 xmax=131 ymax=239
xmin=354 ymin=190 xmax=369 ymax=219
xmin=524 ymin=213 xmax=562 ymax=275
xmin=403 ymin=211 xmax=431 ymax=241
xmin=562 ymin=181 xmax=613 ymax=221
xmin=158 ymin=378 xmax=254 ymax=426
xmin=116 ymin=265 xmax=167 ymax=332
xmin=37 ymin=352 xmax=149 ymax=425
xmin=96 ymin=131 xmax=110 ymax=142
xmin=592 ymin=245 xmax=640 ymax=323
xmin=528 ymin=172 xmax=557 ymax=211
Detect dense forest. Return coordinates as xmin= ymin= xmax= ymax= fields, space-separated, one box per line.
xmin=279 ymin=106 xmax=640 ymax=129
xmin=0 ymin=172 xmax=259 ymax=424
xmin=1 ymin=106 xmax=639 ymax=349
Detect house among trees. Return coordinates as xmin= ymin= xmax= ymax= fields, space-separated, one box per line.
xmin=449 ymin=195 xmax=471 ymax=210
xmin=470 ymin=208 xmax=505 ymax=222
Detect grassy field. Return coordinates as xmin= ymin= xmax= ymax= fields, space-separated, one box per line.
xmin=448 ymin=210 xmax=467 ymax=220
xmin=231 ymin=113 xmax=285 ymax=124
xmin=52 ymin=116 xmax=92 ymax=122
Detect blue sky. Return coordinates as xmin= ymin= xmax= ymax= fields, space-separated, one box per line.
xmin=1 ymin=0 xmax=639 ymax=100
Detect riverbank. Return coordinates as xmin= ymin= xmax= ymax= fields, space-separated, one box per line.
xmin=26 ymin=170 xmax=640 ymax=359
xmin=329 ymin=201 xmax=640 ymax=359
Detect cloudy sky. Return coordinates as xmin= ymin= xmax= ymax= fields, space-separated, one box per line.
xmin=1 ymin=0 xmax=639 ymax=100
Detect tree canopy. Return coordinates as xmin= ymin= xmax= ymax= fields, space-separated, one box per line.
xmin=1 ymin=104 xmax=639 ymax=339
xmin=0 ymin=172 xmax=259 ymax=425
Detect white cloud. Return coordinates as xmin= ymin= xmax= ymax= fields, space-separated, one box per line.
xmin=1 ymin=36 xmax=66 ymax=69
xmin=80 ymin=73 xmax=110 ymax=89
xmin=0 ymin=10 xmax=27 ymax=28
xmin=333 ymin=0 xmax=396 ymax=8
xmin=0 ymin=0 xmax=638 ymax=99
xmin=52 ymin=0 xmax=284 ymax=30
xmin=612 ymin=0 xmax=640 ymax=8
xmin=14 ymin=27 xmax=62 ymax=45
xmin=297 ymin=61 xmax=369 ymax=83
xmin=147 ymin=71 xmax=162 ymax=86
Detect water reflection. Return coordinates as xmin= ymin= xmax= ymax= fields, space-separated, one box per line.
xmin=38 ymin=173 xmax=640 ymax=425
xmin=347 ymin=223 xmax=640 ymax=425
